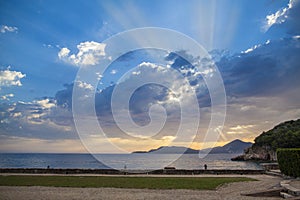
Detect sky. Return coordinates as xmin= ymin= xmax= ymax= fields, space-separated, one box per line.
xmin=0 ymin=0 xmax=299 ymax=153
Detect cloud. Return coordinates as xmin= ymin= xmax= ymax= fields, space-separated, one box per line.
xmin=52 ymin=61 xmax=197 ymax=140
xmin=230 ymin=124 xmax=254 ymax=130
xmin=284 ymin=0 xmax=300 ymax=35
xmin=1 ymin=93 xmax=14 ymax=100
xmin=2 ymin=36 xmax=300 ymax=152
xmin=110 ymin=69 xmax=117 ymax=74
xmin=219 ymin=95 xmax=300 ymax=142
xmin=55 ymin=81 xmax=94 ymax=111
xmin=164 ymin=51 xmax=212 ymax=107
xmin=58 ymin=47 xmax=70 ymax=58
xmin=0 ymin=98 xmax=75 ymax=140
xmin=76 ymin=80 xmax=93 ymax=90
xmin=35 ymin=99 xmax=56 ymax=109
xmin=241 ymin=44 xmax=262 ymax=54
xmin=218 ymin=37 xmax=300 ymax=98
xmin=0 ymin=136 xmax=86 ymax=153
xmin=210 ymin=36 xmax=300 ymax=142
xmin=0 ymin=68 xmax=26 ymax=89
xmin=0 ymin=25 xmax=18 ymax=33
xmin=96 ymin=72 xmax=103 ymax=80
xmin=263 ymin=0 xmax=300 ymax=34
xmin=58 ymin=41 xmax=107 ymax=66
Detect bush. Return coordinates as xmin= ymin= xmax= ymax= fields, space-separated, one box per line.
xmin=277 ymin=148 xmax=300 ymax=177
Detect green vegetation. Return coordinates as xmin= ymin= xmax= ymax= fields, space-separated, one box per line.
xmin=277 ymin=148 xmax=300 ymax=177
xmin=0 ymin=175 xmax=255 ymax=190
xmin=254 ymin=119 xmax=300 ymax=150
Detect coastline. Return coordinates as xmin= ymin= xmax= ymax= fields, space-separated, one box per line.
xmin=0 ymin=168 xmax=266 ymax=175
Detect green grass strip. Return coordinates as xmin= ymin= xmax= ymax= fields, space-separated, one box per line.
xmin=0 ymin=175 xmax=256 ymax=190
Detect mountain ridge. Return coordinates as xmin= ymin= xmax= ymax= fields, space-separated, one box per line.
xmin=132 ymin=139 xmax=252 ymax=154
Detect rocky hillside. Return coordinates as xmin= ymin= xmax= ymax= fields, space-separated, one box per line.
xmin=232 ymin=119 xmax=300 ymax=161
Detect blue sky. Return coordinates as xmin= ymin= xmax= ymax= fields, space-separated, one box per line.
xmin=0 ymin=0 xmax=299 ymax=153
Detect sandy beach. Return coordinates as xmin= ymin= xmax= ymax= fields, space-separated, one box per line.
xmin=0 ymin=174 xmax=283 ymax=200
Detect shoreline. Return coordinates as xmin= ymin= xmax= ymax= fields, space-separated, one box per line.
xmin=0 ymin=168 xmax=266 ymax=175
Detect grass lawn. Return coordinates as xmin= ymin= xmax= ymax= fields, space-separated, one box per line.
xmin=0 ymin=175 xmax=256 ymax=190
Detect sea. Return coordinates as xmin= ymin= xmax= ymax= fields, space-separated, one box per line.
xmin=0 ymin=153 xmax=262 ymax=170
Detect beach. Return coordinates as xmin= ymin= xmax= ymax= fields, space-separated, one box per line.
xmin=0 ymin=174 xmax=282 ymax=200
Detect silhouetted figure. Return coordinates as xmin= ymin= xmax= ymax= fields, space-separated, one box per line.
xmin=47 ymin=165 xmax=50 ymax=169
xmin=124 ymin=164 xmax=127 ymax=175
xmin=204 ymin=164 xmax=207 ymax=170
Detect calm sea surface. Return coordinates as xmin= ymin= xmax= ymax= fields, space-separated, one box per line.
xmin=0 ymin=153 xmax=262 ymax=170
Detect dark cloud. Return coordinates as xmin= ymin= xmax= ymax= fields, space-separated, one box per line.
xmin=0 ymin=100 xmax=76 ymax=140
xmin=164 ymin=51 xmax=211 ymax=107
xmin=2 ymin=36 xmax=299 ymax=143
xmin=55 ymin=83 xmax=73 ymax=109
xmin=269 ymin=0 xmax=300 ymax=35
xmin=217 ymin=37 xmax=300 ymax=98
xmin=282 ymin=0 xmax=300 ymax=35
xmin=165 ymin=51 xmax=193 ymax=71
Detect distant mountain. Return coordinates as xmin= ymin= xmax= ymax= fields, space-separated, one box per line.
xmin=132 ymin=146 xmax=198 ymax=154
xmin=132 ymin=139 xmax=252 ymax=154
xmin=202 ymin=139 xmax=253 ymax=154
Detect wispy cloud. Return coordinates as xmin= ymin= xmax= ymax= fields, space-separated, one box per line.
xmin=0 ymin=25 xmax=18 ymax=33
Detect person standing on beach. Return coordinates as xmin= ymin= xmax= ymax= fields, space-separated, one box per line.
xmin=204 ymin=164 xmax=207 ymax=170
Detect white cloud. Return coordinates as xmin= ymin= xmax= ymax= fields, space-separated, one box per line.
xmin=263 ymin=0 xmax=294 ymax=32
xmin=242 ymin=39 xmax=275 ymax=55
xmin=35 ymin=99 xmax=56 ymax=109
xmin=0 ymin=68 xmax=26 ymax=89
xmin=58 ymin=41 xmax=107 ymax=66
xmin=132 ymin=71 xmax=141 ymax=75
xmin=242 ymin=44 xmax=261 ymax=54
xmin=1 ymin=93 xmax=14 ymax=100
xmin=0 ymin=25 xmax=18 ymax=33
xmin=76 ymin=80 xmax=94 ymax=90
xmin=11 ymin=112 xmax=22 ymax=118
xmin=110 ymin=69 xmax=118 ymax=74
xmin=96 ymin=72 xmax=103 ymax=80
xmin=24 ymin=99 xmax=56 ymax=123
xmin=58 ymin=47 xmax=70 ymax=58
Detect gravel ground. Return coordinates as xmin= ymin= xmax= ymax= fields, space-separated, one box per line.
xmin=0 ymin=175 xmax=283 ymax=200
